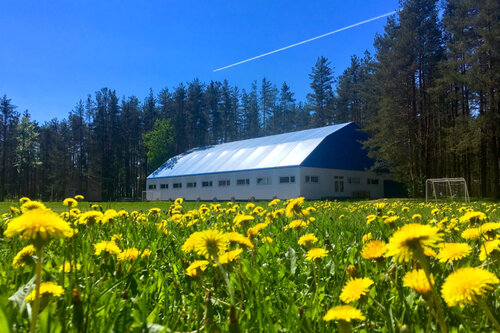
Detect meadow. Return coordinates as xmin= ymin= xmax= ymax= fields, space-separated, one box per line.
xmin=0 ymin=198 xmax=499 ymax=332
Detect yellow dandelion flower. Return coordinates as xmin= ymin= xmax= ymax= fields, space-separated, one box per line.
xmin=118 ymin=248 xmax=140 ymax=262
xmin=20 ymin=201 xmax=46 ymax=212
xmin=384 ymin=216 xmax=399 ymax=224
xmin=459 ymin=211 xmax=487 ymax=224
xmin=4 ymin=208 xmax=74 ymax=246
xmin=437 ymin=243 xmax=472 ymax=263
xmin=323 ymin=305 xmax=366 ymax=322
xmin=403 ymin=269 xmax=433 ymax=294
xmin=361 ymin=240 xmax=387 ymax=260
xmin=111 ymin=234 xmax=123 ymax=242
xmin=186 ymin=260 xmax=209 ymax=277
xmin=218 ymin=248 xmax=244 ymax=265
xmin=362 ymin=233 xmax=372 ymax=243
xmin=479 ymin=239 xmax=500 ymax=261
xmin=174 ymin=198 xmax=183 ymax=205
xmin=94 ymin=240 xmax=121 ymax=256
xmin=182 ymin=232 xmax=203 ymax=253
xmin=77 ymin=211 xmax=103 ymax=225
xmin=19 ymin=197 xmax=31 ymax=204
xmin=74 ymin=195 xmax=84 ymax=200
xmin=12 ymin=245 xmax=36 ymax=268
xmin=233 ymin=214 xmax=254 ymax=227
xmin=63 ymin=198 xmax=78 ymax=208
xmin=480 ymin=222 xmax=500 ymax=233
xmin=385 ymin=223 xmax=442 ymax=263
xmin=339 ymin=277 xmax=374 ymax=303
xmin=148 ymin=208 xmax=161 ymax=217
xmin=224 ymin=232 xmax=255 ymax=249
xmin=10 ymin=206 xmax=20 ymax=214
xmin=283 ymin=219 xmax=308 ymax=231
xmin=285 ymin=197 xmax=305 ymax=218
xmin=141 ymin=249 xmax=151 ymax=258
xmin=117 ymin=210 xmax=129 ymax=218
xmin=268 ymin=198 xmax=280 ymax=207
xmin=461 ymin=227 xmax=480 ymax=240
xmin=101 ymin=209 xmax=118 ymax=224
xmin=59 ymin=261 xmax=81 ymax=273
xmin=26 ymin=282 xmax=64 ymax=302
xmin=194 ymin=229 xmax=228 ymax=259
xmin=298 ymin=233 xmax=318 ymax=247
xmin=305 ymin=248 xmax=329 ymax=261
xmin=402 ymin=206 xmax=410 ymax=212
xmin=441 ymin=267 xmax=499 ymax=307
xmin=261 ymin=236 xmax=273 ymax=244
xmin=412 ymin=214 xmax=422 ymax=220
xmin=374 ymin=202 xmax=387 ymax=211
xmin=366 ymin=214 xmax=377 ymax=225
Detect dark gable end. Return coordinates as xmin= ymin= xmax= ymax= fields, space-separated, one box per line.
xmin=300 ymin=123 xmax=373 ymax=171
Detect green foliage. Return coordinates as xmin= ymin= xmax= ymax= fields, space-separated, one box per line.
xmin=142 ymin=118 xmax=174 ymax=173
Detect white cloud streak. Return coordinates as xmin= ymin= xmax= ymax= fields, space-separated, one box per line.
xmin=213 ymin=10 xmax=396 ymax=72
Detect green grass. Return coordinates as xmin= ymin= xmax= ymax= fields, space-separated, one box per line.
xmin=1 ymin=199 xmax=499 ymax=332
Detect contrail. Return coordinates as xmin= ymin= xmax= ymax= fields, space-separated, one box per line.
xmin=213 ymin=10 xmax=396 ymax=72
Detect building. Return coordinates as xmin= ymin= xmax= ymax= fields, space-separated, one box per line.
xmin=145 ymin=122 xmax=392 ymax=201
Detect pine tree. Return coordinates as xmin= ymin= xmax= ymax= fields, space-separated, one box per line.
xmin=14 ymin=111 xmax=41 ymax=196
xmin=0 ymin=95 xmax=19 ymax=200
xmin=260 ymin=78 xmax=278 ymax=135
xmin=364 ymin=0 xmax=443 ymax=197
xmin=307 ymin=57 xmax=335 ymax=126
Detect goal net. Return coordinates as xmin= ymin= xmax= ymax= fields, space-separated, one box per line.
xmin=425 ymin=178 xmax=470 ymax=203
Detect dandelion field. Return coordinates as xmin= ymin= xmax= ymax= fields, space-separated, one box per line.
xmin=1 ymin=198 xmax=499 ymax=332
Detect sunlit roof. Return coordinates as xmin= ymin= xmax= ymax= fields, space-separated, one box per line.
xmin=147 ymin=122 xmax=352 ymax=179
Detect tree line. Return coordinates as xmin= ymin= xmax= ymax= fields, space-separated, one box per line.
xmin=0 ymin=0 xmax=498 ymax=200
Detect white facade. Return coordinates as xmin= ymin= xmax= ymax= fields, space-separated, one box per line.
xmin=145 ymin=167 xmax=389 ymax=201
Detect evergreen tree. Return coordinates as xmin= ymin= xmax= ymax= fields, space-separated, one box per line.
xmin=275 ymin=82 xmax=296 ymax=133
xmin=364 ymin=0 xmax=443 ymax=196
xmin=241 ymin=82 xmax=260 ymax=139
xmin=14 ymin=111 xmax=41 ymax=196
xmin=205 ymin=81 xmax=222 ymax=144
xmin=186 ymin=79 xmax=208 ymax=148
xmin=0 ymin=95 xmax=19 ymax=200
xmin=307 ymin=57 xmax=335 ymax=126
xmin=260 ymin=78 xmax=278 ymax=135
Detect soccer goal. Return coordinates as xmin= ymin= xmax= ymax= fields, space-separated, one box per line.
xmin=425 ymin=178 xmax=470 ymax=203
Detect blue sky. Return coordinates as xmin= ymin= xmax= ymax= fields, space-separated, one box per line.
xmin=0 ymin=1 xmax=400 ymax=123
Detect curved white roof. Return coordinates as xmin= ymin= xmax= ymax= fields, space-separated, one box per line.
xmin=147 ymin=123 xmax=351 ymax=179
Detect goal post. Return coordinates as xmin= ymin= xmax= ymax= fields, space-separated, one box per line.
xmin=425 ymin=178 xmax=470 ymax=203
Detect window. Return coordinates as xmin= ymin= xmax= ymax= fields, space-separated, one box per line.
xmin=187 ymin=182 xmax=196 ymax=188
xmin=334 ymin=176 xmax=344 ymax=193
xmin=202 ymin=181 xmax=213 ymax=187
xmin=347 ymin=177 xmax=360 ymax=184
xmin=368 ymin=178 xmax=379 ymax=185
xmin=148 ymin=184 xmax=156 ymax=190
xmin=237 ymin=178 xmax=250 ymax=185
xmin=160 ymin=183 xmax=168 ymax=189
xmin=173 ymin=183 xmax=182 ymax=189
xmin=279 ymin=176 xmax=296 ymax=184
xmin=256 ymin=177 xmax=272 ymax=185
xmin=218 ymin=180 xmax=230 ymax=187
xmin=305 ymin=176 xmax=319 ymax=183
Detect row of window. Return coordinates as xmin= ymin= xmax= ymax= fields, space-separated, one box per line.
xmin=149 ymin=175 xmax=298 ymax=190
xmin=149 ymin=176 xmax=380 ymax=190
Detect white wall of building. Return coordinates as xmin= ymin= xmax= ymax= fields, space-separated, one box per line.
xmin=146 ymin=167 xmax=301 ymax=201
xmin=299 ymin=167 xmax=388 ymax=199
xmin=146 ymin=166 xmax=390 ymax=201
